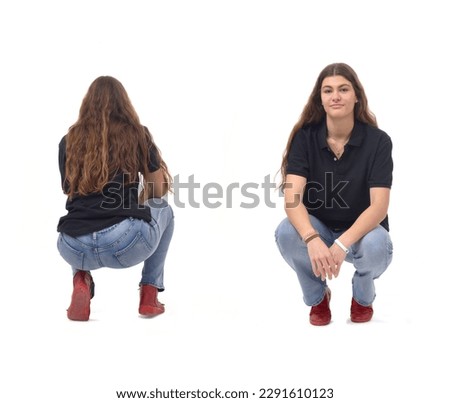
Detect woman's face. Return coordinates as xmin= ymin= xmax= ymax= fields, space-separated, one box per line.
xmin=320 ymin=75 xmax=358 ymax=120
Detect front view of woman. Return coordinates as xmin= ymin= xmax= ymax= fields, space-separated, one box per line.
xmin=275 ymin=63 xmax=393 ymax=325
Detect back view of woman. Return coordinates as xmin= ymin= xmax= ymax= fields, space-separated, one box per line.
xmin=57 ymin=76 xmax=174 ymax=321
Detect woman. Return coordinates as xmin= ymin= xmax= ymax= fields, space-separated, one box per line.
xmin=57 ymin=76 xmax=174 ymax=321
xmin=275 ymin=63 xmax=393 ymax=325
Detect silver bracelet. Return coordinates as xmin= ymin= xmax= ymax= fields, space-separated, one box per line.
xmin=334 ymin=239 xmax=349 ymax=254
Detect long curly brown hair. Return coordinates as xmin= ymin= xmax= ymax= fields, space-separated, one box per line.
xmin=280 ymin=63 xmax=377 ymax=189
xmin=64 ymin=76 xmax=171 ymax=200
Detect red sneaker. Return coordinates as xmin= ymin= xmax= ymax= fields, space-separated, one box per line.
xmin=350 ymin=298 xmax=373 ymax=323
xmin=67 ymin=271 xmax=93 ymax=321
xmin=139 ymin=285 xmax=165 ymax=317
xmin=309 ymin=288 xmax=331 ymax=326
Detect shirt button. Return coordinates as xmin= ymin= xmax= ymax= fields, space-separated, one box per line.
xmin=334 ymin=157 xmax=337 ymax=161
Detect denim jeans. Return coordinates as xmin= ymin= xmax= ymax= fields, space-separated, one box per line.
xmin=275 ymin=215 xmax=393 ymax=306
xmin=57 ymin=198 xmax=174 ymax=290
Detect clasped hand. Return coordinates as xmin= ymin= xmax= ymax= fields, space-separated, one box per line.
xmin=307 ymin=238 xmax=346 ymax=281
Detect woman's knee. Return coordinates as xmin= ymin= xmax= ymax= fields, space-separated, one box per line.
xmin=275 ymin=218 xmax=301 ymax=253
xmin=354 ymin=226 xmax=393 ymax=268
xmin=360 ymin=226 xmax=391 ymax=248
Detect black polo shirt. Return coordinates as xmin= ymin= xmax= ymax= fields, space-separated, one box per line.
xmin=57 ymin=133 xmax=160 ymax=237
xmin=286 ymin=119 xmax=393 ymax=231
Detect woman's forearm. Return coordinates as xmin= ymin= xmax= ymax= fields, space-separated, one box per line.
xmin=338 ymin=188 xmax=390 ymax=248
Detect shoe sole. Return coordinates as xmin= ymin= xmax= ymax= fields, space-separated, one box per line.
xmin=139 ymin=306 xmax=165 ymax=316
xmin=350 ymin=315 xmax=373 ymax=323
xmin=310 ymin=318 xmax=331 ymax=326
xmin=67 ymin=289 xmax=90 ymax=321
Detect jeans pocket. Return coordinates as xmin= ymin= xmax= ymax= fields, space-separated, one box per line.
xmin=57 ymin=234 xmax=84 ymax=269
xmin=114 ymin=231 xmax=152 ymax=268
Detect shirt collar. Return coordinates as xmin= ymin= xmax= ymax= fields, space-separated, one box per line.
xmin=319 ymin=119 xmax=365 ymax=149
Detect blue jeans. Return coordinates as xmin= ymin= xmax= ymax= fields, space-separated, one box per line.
xmin=57 ymin=199 xmax=174 ymax=290
xmin=275 ymin=215 xmax=393 ymax=306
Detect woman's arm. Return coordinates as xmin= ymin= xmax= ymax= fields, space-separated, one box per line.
xmin=284 ymin=174 xmax=315 ymax=237
xmin=335 ymin=187 xmax=390 ymax=249
xmin=328 ymin=187 xmax=390 ymax=271
xmin=145 ymin=168 xmax=170 ymax=198
xmin=284 ymin=174 xmax=336 ymax=280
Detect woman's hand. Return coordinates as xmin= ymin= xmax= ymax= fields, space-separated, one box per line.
xmin=329 ymin=243 xmax=347 ymax=278
xmin=307 ymin=238 xmax=336 ymax=281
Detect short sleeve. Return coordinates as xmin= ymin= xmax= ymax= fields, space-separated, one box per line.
xmin=148 ymin=143 xmax=161 ymax=173
xmin=368 ymin=134 xmax=393 ymax=188
xmin=286 ymin=130 xmax=309 ymax=178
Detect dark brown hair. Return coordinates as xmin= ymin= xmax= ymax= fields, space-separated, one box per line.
xmin=280 ymin=63 xmax=377 ymax=189
xmin=64 ymin=76 xmax=171 ymax=199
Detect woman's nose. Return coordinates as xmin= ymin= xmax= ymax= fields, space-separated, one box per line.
xmin=332 ymin=91 xmax=341 ymax=101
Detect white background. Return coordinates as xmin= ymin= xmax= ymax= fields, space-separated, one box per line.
xmin=1 ymin=1 xmax=449 ymax=402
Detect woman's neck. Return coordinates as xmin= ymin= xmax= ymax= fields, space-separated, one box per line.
xmin=326 ymin=117 xmax=355 ymax=141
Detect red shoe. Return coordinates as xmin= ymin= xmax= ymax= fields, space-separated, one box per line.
xmin=139 ymin=285 xmax=165 ymax=317
xmin=309 ymin=288 xmax=331 ymax=326
xmin=350 ymin=298 xmax=373 ymax=323
xmin=67 ymin=271 xmax=93 ymax=321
